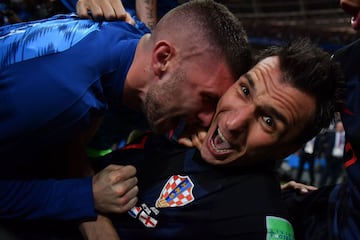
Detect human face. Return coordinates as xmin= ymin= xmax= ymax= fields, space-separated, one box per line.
xmin=340 ymin=0 xmax=360 ymax=29
xmin=144 ymin=56 xmax=235 ymax=135
xmin=200 ymin=56 xmax=316 ymax=166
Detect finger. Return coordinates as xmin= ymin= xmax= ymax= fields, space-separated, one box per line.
xmin=110 ymin=186 xmax=138 ymax=213
xmin=117 ymin=185 xmax=139 ymax=206
xmin=281 ymin=180 xmax=317 ymax=194
xmin=110 ymin=165 xmax=137 ymax=183
xmin=124 ymin=12 xmax=135 ymax=25
xmin=90 ymin=4 xmax=107 ymax=20
xmin=112 ymin=176 xmax=138 ymax=195
xmin=198 ymin=131 xmax=207 ymax=142
xmin=280 ymin=180 xmax=297 ymax=190
xmin=113 ymin=195 xmax=138 ymax=213
xmin=293 ymin=183 xmax=317 ymax=191
xmin=191 ymin=134 xmax=204 ymax=150
xmin=108 ymin=0 xmax=128 ymax=19
xmin=98 ymin=0 xmax=117 ymax=20
xmin=103 ymin=164 xmax=126 ymax=172
xmin=178 ymin=137 xmax=194 ymax=147
xmin=306 ymin=185 xmax=318 ymax=191
xmin=105 ymin=164 xmax=135 ymax=172
xmin=76 ymin=0 xmax=91 ymax=18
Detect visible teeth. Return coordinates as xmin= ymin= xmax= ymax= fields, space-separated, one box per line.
xmin=211 ymin=140 xmax=230 ymax=153
xmin=217 ymin=128 xmax=226 ymax=142
xmin=210 ymin=128 xmax=232 ymax=153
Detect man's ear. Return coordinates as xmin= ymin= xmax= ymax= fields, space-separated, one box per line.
xmin=152 ymin=40 xmax=175 ymax=76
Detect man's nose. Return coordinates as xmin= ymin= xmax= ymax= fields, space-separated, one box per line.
xmin=224 ymin=105 xmax=255 ymax=132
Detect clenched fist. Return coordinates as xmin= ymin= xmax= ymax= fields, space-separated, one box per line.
xmin=92 ymin=164 xmax=138 ymax=214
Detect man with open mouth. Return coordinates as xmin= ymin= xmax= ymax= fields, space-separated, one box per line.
xmin=87 ymin=38 xmax=343 ymax=240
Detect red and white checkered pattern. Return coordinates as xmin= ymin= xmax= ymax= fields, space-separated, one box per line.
xmin=157 ymin=175 xmax=194 ymax=207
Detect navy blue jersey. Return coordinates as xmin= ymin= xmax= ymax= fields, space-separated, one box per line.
xmin=284 ymin=39 xmax=360 ymax=240
xmin=0 ymin=14 xmax=144 ymax=221
xmin=331 ymin=38 xmax=360 ymax=240
xmin=99 ymin=133 xmax=295 ymax=240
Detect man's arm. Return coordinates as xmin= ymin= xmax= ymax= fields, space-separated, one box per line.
xmin=62 ymin=0 xmax=159 ymax=29
xmin=334 ymin=39 xmax=360 ymax=185
xmin=0 ymin=178 xmax=96 ymax=220
xmin=61 ymin=0 xmax=134 ymax=23
xmin=135 ymin=0 xmax=157 ymax=30
xmin=0 ymin=164 xmax=137 ymax=220
xmin=79 ymin=214 xmax=120 ymax=240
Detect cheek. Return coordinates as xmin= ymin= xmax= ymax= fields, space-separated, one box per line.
xmin=183 ymin=93 xmax=206 ymax=111
xmin=247 ymin=130 xmax=278 ymax=154
xmin=216 ymin=90 xmax=241 ymax=110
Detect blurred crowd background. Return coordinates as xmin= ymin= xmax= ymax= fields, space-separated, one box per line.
xmin=2 ymin=0 xmax=359 ymax=52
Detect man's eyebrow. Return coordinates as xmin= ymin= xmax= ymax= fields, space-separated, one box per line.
xmin=244 ymin=72 xmax=288 ymax=126
xmin=244 ymin=73 xmax=255 ymax=88
xmin=263 ymin=105 xmax=288 ymax=126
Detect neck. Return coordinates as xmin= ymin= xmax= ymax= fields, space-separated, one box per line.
xmin=122 ymin=33 xmax=152 ymax=111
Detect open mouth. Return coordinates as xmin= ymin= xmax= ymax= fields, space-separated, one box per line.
xmin=210 ymin=128 xmax=233 ymax=154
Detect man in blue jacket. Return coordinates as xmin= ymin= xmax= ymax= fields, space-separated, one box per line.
xmin=0 ymin=1 xmax=252 ymax=238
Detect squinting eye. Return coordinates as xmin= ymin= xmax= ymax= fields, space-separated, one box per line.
xmin=263 ymin=116 xmax=273 ymax=127
xmin=241 ymin=86 xmax=250 ymax=95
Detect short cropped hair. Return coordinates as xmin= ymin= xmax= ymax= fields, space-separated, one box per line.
xmin=255 ymin=38 xmax=345 ymax=143
xmin=154 ymin=0 xmax=253 ymax=79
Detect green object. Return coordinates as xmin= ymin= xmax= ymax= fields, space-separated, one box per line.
xmin=86 ymin=147 xmax=113 ymax=158
xmin=266 ymin=216 xmax=295 ymax=240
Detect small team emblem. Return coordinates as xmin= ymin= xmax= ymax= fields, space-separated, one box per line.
xmin=138 ymin=211 xmax=158 ymax=228
xmin=128 ymin=205 xmax=158 ymax=228
xmin=156 ymin=175 xmax=194 ymax=208
xmin=128 ymin=206 xmax=142 ymax=219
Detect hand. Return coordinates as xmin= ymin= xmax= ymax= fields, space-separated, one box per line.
xmin=281 ymin=180 xmax=317 ymax=194
xmin=93 ymin=164 xmax=138 ymax=214
xmin=178 ymin=130 xmax=207 ymax=150
xmin=79 ymin=214 xmax=120 ymax=240
xmin=76 ymin=0 xmax=135 ymax=24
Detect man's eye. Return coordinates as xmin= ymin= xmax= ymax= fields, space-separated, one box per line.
xmin=241 ymin=86 xmax=250 ymax=95
xmin=263 ymin=116 xmax=273 ymax=127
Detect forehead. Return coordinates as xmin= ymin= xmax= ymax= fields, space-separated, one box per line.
xmin=246 ymin=56 xmax=316 ymax=128
xmin=187 ymin=56 xmax=235 ymax=96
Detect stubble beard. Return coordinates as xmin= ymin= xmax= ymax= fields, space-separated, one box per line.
xmin=144 ymin=75 xmax=180 ymax=133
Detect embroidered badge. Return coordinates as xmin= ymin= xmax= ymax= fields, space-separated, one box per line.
xmin=156 ymin=175 xmax=194 ymax=208
xmin=266 ymin=216 xmax=295 ymax=240
xmin=128 ymin=204 xmax=159 ymax=228
xmin=128 ymin=206 xmax=142 ymax=219
xmin=138 ymin=211 xmax=158 ymax=228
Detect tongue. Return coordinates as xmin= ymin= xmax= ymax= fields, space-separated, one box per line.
xmin=214 ymin=134 xmax=231 ymax=150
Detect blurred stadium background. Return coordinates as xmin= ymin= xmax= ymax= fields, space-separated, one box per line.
xmin=223 ymin=0 xmax=360 ymax=52
xmin=1 ymin=0 xmax=359 ymax=53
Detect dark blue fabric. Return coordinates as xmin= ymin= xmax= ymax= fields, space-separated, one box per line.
xmin=330 ymin=38 xmax=360 ymax=240
xmin=101 ymin=133 xmax=294 ymax=240
xmin=280 ymin=39 xmax=360 ymax=240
